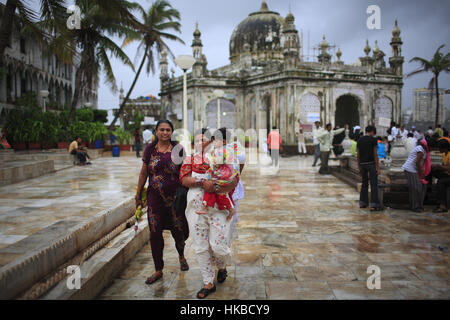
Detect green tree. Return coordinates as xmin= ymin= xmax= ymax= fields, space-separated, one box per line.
xmin=108 ymin=0 xmax=183 ymax=129
xmin=406 ymin=44 xmax=450 ymax=128
xmin=0 ymin=0 xmax=66 ymax=74
xmin=47 ymin=0 xmax=142 ymax=121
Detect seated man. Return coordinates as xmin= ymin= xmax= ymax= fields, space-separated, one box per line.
xmin=69 ymin=136 xmax=91 ymax=166
xmin=431 ymin=138 xmax=450 ymax=212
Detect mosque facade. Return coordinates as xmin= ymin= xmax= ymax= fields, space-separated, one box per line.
xmin=159 ymin=1 xmax=404 ymax=147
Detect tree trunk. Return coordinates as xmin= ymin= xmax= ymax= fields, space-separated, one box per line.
xmin=69 ymin=61 xmax=84 ymax=120
xmin=434 ymin=74 xmax=439 ymax=128
xmin=108 ymin=45 xmax=148 ymax=130
xmin=0 ymin=0 xmax=18 ymax=70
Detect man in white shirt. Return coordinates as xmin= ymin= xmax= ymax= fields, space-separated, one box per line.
xmin=399 ymin=126 xmax=408 ymax=142
xmin=405 ymin=133 xmax=417 ymax=155
xmin=391 ymin=123 xmax=399 ymax=141
xmin=312 ymin=121 xmax=323 ymax=167
xmin=142 ymin=127 xmax=153 ymax=151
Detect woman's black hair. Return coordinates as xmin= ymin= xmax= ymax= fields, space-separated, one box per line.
xmin=194 ymin=128 xmax=211 ymax=140
xmin=212 ymin=127 xmax=230 ymax=142
xmin=155 ymin=119 xmax=174 ymax=132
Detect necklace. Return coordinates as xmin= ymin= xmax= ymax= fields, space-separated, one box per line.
xmin=156 ymin=142 xmax=172 ymax=153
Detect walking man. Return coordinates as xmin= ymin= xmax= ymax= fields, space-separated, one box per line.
xmin=316 ymin=123 xmax=346 ymax=174
xmin=267 ymin=126 xmax=282 ymax=167
xmin=142 ymin=126 xmax=153 ymax=151
xmin=297 ymin=127 xmax=307 ymax=156
xmin=312 ymin=121 xmax=322 ymax=166
xmin=357 ymin=126 xmax=381 ymax=211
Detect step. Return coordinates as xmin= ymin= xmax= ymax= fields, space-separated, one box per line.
xmin=41 ymin=217 xmax=149 ymax=300
xmin=0 ymin=197 xmax=134 ymax=299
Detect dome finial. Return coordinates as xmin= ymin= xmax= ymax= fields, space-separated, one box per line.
xmin=336 ymin=47 xmax=342 ymax=60
xmin=364 ymin=39 xmax=371 ymax=56
xmin=260 ymin=0 xmax=269 ymax=12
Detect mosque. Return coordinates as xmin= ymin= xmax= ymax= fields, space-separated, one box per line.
xmin=159 ymin=0 xmax=404 ymax=149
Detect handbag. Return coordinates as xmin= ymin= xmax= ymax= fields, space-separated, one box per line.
xmin=174 ymin=185 xmax=188 ymax=213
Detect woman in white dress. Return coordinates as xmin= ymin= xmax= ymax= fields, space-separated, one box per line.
xmin=179 ymin=129 xmax=238 ymax=299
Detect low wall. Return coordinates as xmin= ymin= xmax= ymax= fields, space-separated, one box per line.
xmin=0 ymin=197 xmax=135 ymax=299
xmin=0 ymin=160 xmax=55 ymax=186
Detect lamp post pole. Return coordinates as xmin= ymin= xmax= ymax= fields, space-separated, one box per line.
xmin=183 ymin=69 xmax=188 ymax=131
xmin=213 ymin=89 xmax=225 ymax=129
xmin=175 ymin=55 xmax=196 ymax=149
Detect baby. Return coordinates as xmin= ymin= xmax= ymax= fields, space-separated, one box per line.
xmin=196 ymin=143 xmax=239 ymax=215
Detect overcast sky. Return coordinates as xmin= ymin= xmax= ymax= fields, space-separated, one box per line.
xmin=8 ymin=0 xmax=450 ymax=114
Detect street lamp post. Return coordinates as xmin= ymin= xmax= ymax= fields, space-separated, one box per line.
xmin=175 ymin=55 xmax=196 ymax=132
xmin=40 ymin=90 xmax=49 ymax=112
xmin=213 ymin=89 xmax=225 ymax=128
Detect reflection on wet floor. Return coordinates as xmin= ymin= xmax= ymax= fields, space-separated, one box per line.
xmin=98 ymin=156 xmax=450 ymax=300
xmin=0 ymin=157 xmax=142 ymax=251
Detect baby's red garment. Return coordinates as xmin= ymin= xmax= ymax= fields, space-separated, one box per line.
xmin=203 ymin=190 xmax=235 ymax=211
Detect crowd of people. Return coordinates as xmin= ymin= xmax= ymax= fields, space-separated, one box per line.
xmin=311 ymin=121 xmax=450 ymax=214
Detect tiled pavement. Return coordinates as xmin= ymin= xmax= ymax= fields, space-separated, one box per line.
xmin=98 ymin=156 xmax=450 ymax=300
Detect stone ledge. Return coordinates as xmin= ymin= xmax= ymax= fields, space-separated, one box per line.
xmin=41 ymin=218 xmax=149 ymax=300
xmin=0 ymin=197 xmax=135 ymax=299
xmin=0 ymin=159 xmax=55 ymax=186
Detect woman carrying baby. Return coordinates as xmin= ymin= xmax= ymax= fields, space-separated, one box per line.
xmin=179 ymin=128 xmax=238 ymax=299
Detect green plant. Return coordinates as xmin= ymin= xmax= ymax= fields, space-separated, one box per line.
xmin=29 ymin=119 xmax=45 ymax=142
xmin=75 ymin=107 xmax=94 ymax=122
xmin=93 ymin=109 xmax=108 ymax=123
xmin=58 ymin=128 xmax=72 ymax=142
xmin=112 ymin=127 xmax=132 ymax=145
xmin=41 ymin=112 xmax=60 ymax=143
xmin=94 ymin=123 xmax=108 ymax=141
xmin=69 ymin=121 xmax=89 ymax=142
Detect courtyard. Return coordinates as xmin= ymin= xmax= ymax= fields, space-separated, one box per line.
xmin=97 ymin=156 xmax=450 ymax=300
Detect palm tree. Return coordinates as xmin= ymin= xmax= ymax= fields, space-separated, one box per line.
xmin=0 ymin=0 xmax=66 ymax=73
xmin=47 ymin=0 xmax=143 ymax=120
xmin=406 ymin=44 xmax=450 ymax=128
xmin=108 ymin=0 xmax=184 ymax=130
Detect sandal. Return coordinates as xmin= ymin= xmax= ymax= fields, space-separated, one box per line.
xmin=433 ymin=207 xmax=448 ymax=213
xmin=217 ymin=269 xmax=228 ymax=283
xmin=145 ymin=272 xmax=163 ymax=285
xmin=180 ymin=258 xmax=189 ymax=271
xmin=370 ymin=207 xmax=382 ymax=212
xmin=197 ymin=285 xmax=216 ymax=299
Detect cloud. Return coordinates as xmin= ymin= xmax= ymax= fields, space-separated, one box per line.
xmin=59 ymin=0 xmax=449 ymax=113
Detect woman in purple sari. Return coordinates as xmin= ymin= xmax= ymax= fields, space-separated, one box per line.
xmin=135 ymin=120 xmax=189 ymax=285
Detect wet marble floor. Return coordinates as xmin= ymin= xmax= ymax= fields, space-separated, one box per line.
xmin=98 ymin=156 xmax=450 ymax=300
xmin=0 ymin=156 xmax=143 ymax=255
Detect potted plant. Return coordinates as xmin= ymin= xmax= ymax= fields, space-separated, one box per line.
xmin=28 ymin=120 xmax=44 ymax=149
xmin=94 ymin=123 xmax=107 ymax=149
xmin=86 ymin=122 xmax=96 ymax=149
xmin=11 ymin=123 xmax=29 ymax=150
xmin=57 ymin=128 xmax=72 ymax=149
xmin=41 ymin=112 xmax=59 ymax=149
xmin=112 ymin=128 xmax=132 ymax=155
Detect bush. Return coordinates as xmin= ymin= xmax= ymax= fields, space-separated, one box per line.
xmin=75 ymin=107 xmax=94 ymax=122
xmin=112 ymin=127 xmax=132 ymax=145
xmin=93 ymin=109 xmax=108 ymax=123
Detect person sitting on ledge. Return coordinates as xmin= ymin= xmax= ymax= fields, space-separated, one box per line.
xmin=0 ymin=128 xmax=11 ymax=149
xmin=69 ymin=136 xmax=91 ymax=166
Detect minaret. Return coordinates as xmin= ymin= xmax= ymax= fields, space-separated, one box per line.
xmin=159 ymin=51 xmax=169 ymax=81
xmin=283 ymin=9 xmax=300 ymax=67
xmin=389 ymin=20 xmax=404 ymax=76
xmin=334 ymin=47 xmax=343 ymax=66
xmin=372 ymin=40 xmax=386 ymax=69
xmin=317 ymin=34 xmax=331 ymax=64
xmin=359 ymin=39 xmax=374 ymax=67
xmin=192 ymin=22 xmax=204 ymax=78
